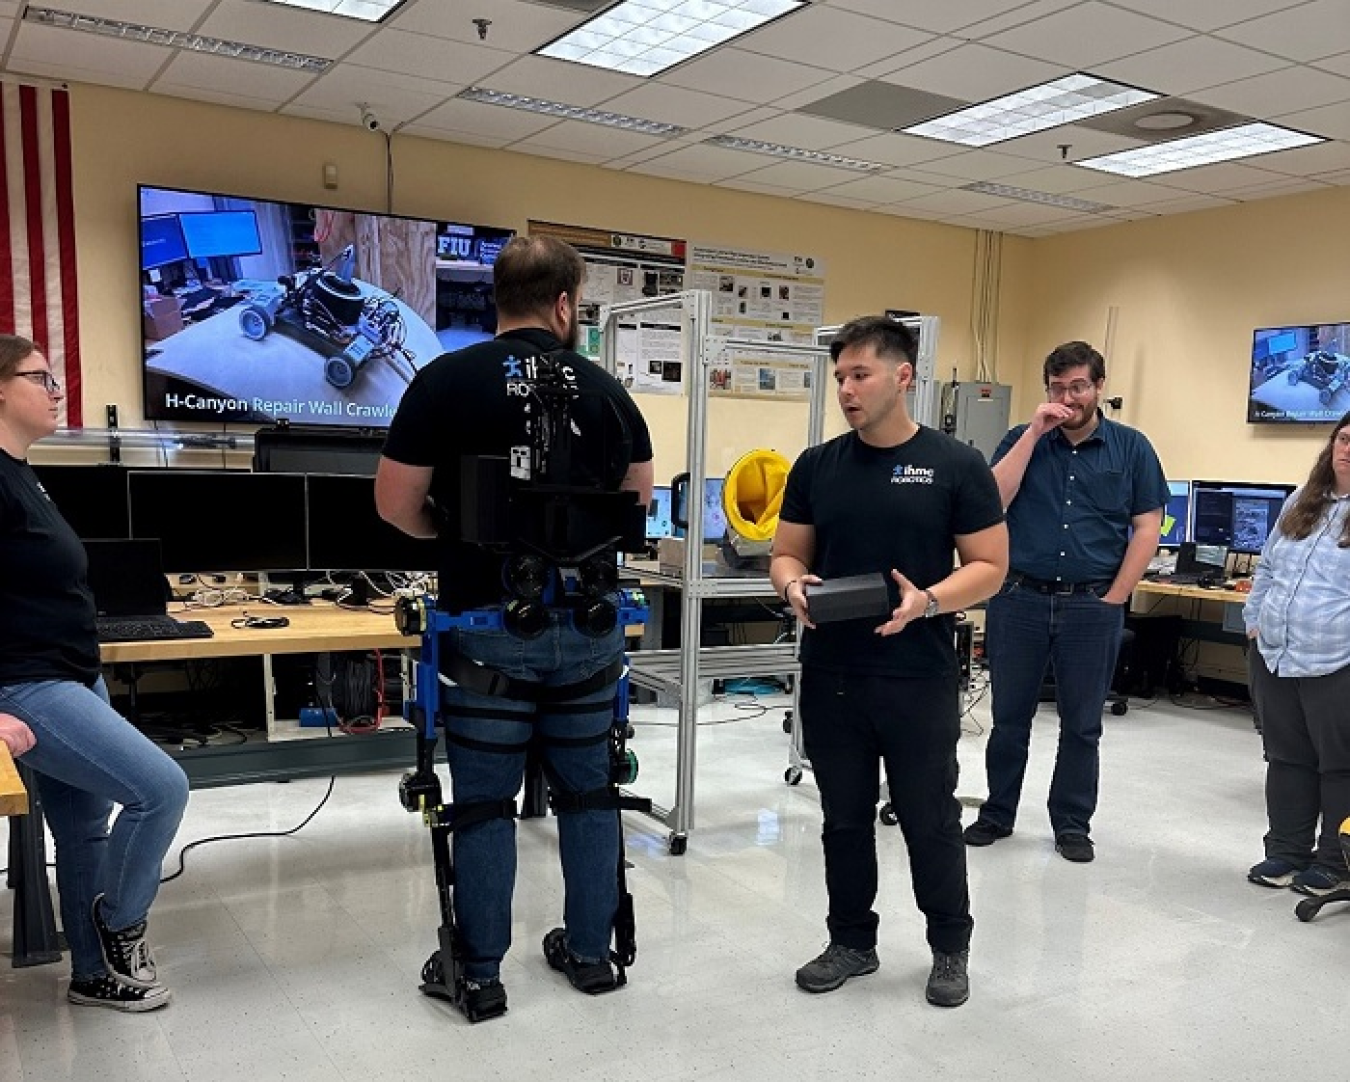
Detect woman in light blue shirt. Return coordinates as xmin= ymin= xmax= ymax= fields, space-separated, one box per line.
xmin=1243 ymin=411 xmax=1350 ymax=896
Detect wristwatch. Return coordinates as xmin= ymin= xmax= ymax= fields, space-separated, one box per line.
xmin=922 ymin=588 xmax=940 ymax=618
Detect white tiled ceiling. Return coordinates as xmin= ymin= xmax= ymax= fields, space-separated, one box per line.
xmin=4 ymin=0 xmax=1350 ymax=237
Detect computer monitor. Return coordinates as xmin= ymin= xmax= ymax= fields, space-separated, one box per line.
xmin=140 ymin=214 xmax=188 ymax=270
xmin=30 ymin=464 xmax=131 ymax=540
xmin=1176 ymin=541 xmax=1230 ymax=580
xmin=1159 ymin=480 xmax=1190 ymax=549
xmin=252 ymin=427 xmax=385 ymax=476
xmin=128 ymin=470 xmax=309 ymax=572
xmin=304 ymin=474 xmax=438 ymax=572
xmin=178 ymin=209 xmax=262 ymax=259
xmin=1191 ymin=481 xmax=1295 ymax=556
xmin=646 ymin=485 xmax=673 ymax=541
xmin=671 ymin=476 xmax=728 ymax=541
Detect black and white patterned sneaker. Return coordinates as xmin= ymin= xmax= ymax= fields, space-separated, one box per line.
xmin=92 ymin=894 xmax=159 ymax=989
xmin=68 ymin=974 xmax=171 ymax=1012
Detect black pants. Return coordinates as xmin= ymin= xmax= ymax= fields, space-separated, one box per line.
xmin=1248 ymin=650 xmax=1350 ymax=870
xmin=800 ymin=667 xmax=972 ymax=955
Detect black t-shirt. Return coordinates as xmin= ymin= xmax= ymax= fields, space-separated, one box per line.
xmin=381 ymin=328 xmax=653 ymax=613
xmin=780 ymin=427 xmax=1004 ymax=678
xmin=0 ymin=450 xmax=101 ymax=686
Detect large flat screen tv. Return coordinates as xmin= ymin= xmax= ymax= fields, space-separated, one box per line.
xmin=1247 ymin=322 xmax=1350 ymax=424
xmin=138 ymin=184 xmax=514 ymax=429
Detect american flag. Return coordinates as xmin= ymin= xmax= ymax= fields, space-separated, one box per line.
xmin=0 ymin=81 xmax=82 ymax=427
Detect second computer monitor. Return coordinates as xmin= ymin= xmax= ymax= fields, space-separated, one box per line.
xmin=305 ymin=474 xmax=438 ymax=572
xmin=1191 ymin=480 xmax=1295 ymax=556
xmin=30 ymin=463 xmax=131 ymax=540
xmin=128 ymin=470 xmax=309 ymax=572
xmin=1159 ymin=480 xmax=1191 ymax=549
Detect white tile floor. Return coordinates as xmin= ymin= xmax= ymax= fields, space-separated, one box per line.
xmin=3 ymin=685 xmax=1349 ymax=1082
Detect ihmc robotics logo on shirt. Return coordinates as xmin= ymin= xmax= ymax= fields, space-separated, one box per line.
xmin=892 ymin=465 xmax=935 ymax=485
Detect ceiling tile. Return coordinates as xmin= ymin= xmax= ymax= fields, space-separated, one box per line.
xmin=599 ymin=84 xmax=752 ymax=129
xmin=9 ymin=24 xmax=165 ymax=87
xmin=43 ymin=0 xmax=214 ymax=27
xmin=1224 ymin=177 xmax=1332 ymax=201
xmin=149 ymin=83 xmax=285 ymax=112
xmin=796 ymin=80 xmax=965 ymax=130
xmin=6 ymin=55 xmax=152 ymax=91
xmin=1105 ymin=0 xmax=1307 ymax=32
xmin=509 ymin=142 xmax=610 ymax=165
xmin=814 ymin=173 xmax=945 ymax=204
xmin=1214 ymin=1 xmax=1350 ymax=63
xmin=774 ymin=74 xmax=865 ymax=112
xmin=702 ymin=105 xmax=782 ymax=134
xmin=716 ymin=176 xmax=804 ymax=198
xmin=978 ymin=2 xmax=1193 ymax=68
xmin=661 ymin=47 xmax=837 ymax=105
xmin=620 ymin=142 xmax=769 ymax=181
xmin=411 ymin=97 xmax=560 ymax=141
xmin=1238 ymin=136 xmax=1350 ymax=176
xmin=987 ymin=125 xmax=1149 ymax=165
xmin=478 ymin=54 xmax=645 ymax=106
xmin=907 ymin=148 xmax=1050 ymax=183
xmin=152 ymin=51 xmax=317 ymax=102
xmin=1312 ymin=51 xmax=1350 ymax=79
xmin=398 ymin=125 xmax=515 ymax=150
xmin=388 ymin=0 xmax=581 ymax=52
xmin=343 ymin=29 xmax=514 ymax=86
xmin=1196 ymin=65 xmax=1350 ymax=118
xmin=1125 ymin=193 xmax=1235 ymax=214
xmin=797 ymin=190 xmax=880 ymax=210
xmin=881 ymin=43 xmax=1067 ymax=103
xmin=1095 ymin=35 xmax=1287 ymax=97
xmin=1153 ymin=161 xmax=1309 ymax=194
xmin=1273 ymin=102 xmax=1350 ymax=142
xmin=727 ymin=158 xmax=873 ymax=191
xmin=199 ymin=0 xmax=376 ymax=56
xmin=737 ymin=6 xmax=931 ymax=74
xmin=831 ymin=0 xmax=1067 ymax=35
xmin=290 ymin=65 xmax=459 ymax=127
xmin=512 ymin=118 xmax=673 ymax=159
xmin=891 ymin=188 xmax=1017 ymax=215
xmin=995 ymin=164 xmax=1120 ymax=194
xmin=1309 ymin=167 xmax=1350 ymax=183
xmin=853 ymin=36 xmax=964 ymax=80
xmin=1061 ymin=177 xmax=1195 ymax=207
xmin=726 ymin=112 xmax=877 ymax=150
xmin=824 ymin=131 xmax=967 ymax=169
xmin=962 ymin=202 xmax=1095 ymax=227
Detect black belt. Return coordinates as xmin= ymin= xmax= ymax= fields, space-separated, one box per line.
xmin=1007 ymin=572 xmax=1111 ymax=596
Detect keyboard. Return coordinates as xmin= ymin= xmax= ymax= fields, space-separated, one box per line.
xmin=96 ymin=615 xmax=216 ymax=643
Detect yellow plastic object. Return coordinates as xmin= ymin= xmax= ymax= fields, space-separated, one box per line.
xmin=722 ymin=449 xmax=791 ymax=543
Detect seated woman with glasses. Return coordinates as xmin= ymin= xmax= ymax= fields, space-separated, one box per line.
xmin=0 ymin=333 xmax=188 ymax=1012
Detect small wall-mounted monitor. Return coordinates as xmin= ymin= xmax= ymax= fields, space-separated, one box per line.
xmin=1191 ymin=480 xmax=1294 ymax=556
xmin=1248 ymin=322 xmax=1350 ymax=424
xmin=1159 ymin=480 xmax=1190 ymax=549
xmin=646 ymin=485 xmax=673 ymax=541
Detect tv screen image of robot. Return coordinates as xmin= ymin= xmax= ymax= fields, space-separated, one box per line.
xmin=1247 ymin=322 xmax=1350 ymax=424
xmin=139 ymin=184 xmax=513 ymax=429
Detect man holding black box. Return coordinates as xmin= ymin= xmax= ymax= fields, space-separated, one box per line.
xmin=771 ymin=316 xmax=1007 ymax=1008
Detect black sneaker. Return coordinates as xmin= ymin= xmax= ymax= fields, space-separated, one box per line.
xmin=1248 ymin=857 xmax=1302 ymax=888
xmin=458 ymin=977 xmax=507 ymax=1023
xmin=962 ymin=820 xmax=1012 ymax=847
xmin=92 ymin=894 xmax=158 ymax=989
xmin=926 ymin=950 xmax=969 ymax=1008
xmin=794 ymin=943 xmax=879 ymax=993
xmin=1055 ymin=833 xmax=1095 ymax=863
xmin=542 ymin=928 xmax=619 ymax=994
xmin=68 ymin=974 xmax=171 ymax=1013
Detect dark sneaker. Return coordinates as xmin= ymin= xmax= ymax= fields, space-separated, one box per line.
xmin=1248 ymin=857 xmax=1302 ymax=888
xmin=92 ymin=894 xmax=158 ymax=989
xmin=458 ymin=977 xmax=507 ymax=1023
xmin=1291 ymin=864 xmax=1350 ymax=896
xmin=1055 ymin=833 xmax=1095 ymax=863
xmin=925 ymin=950 xmax=969 ymax=1008
xmin=68 ymin=974 xmax=171 ymax=1013
xmin=543 ymin=928 xmax=619 ymax=994
xmin=962 ymin=820 xmax=1012 ymax=847
xmin=794 ymin=943 xmax=879 ymax=993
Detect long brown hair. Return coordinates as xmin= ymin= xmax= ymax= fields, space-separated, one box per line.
xmin=1277 ymin=410 xmax=1350 ymax=546
xmin=0 ymin=334 xmax=38 ymax=380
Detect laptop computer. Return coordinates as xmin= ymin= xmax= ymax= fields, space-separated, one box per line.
xmin=1167 ymin=541 xmax=1230 ymax=586
xmin=83 ymin=539 xmax=214 ymax=642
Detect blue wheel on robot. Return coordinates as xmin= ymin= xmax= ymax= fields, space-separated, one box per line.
xmin=325 ymin=355 xmax=356 ymax=389
xmin=238 ymin=304 xmax=273 ymax=341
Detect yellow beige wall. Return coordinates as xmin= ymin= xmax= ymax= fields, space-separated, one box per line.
xmin=59 ymin=83 xmax=1024 ymax=480
xmin=1013 ymin=186 xmax=1350 ymax=487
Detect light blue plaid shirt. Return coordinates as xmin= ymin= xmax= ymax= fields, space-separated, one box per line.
xmin=1244 ymin=491 xmax=1350 ymax=677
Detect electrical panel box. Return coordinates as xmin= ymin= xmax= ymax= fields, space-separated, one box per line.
xmin=949 ymin=382 xmax=1011 ymax=463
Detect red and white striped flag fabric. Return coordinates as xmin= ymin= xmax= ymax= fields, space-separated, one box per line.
xmin=0 ymin=81 xmax=82 ymax=427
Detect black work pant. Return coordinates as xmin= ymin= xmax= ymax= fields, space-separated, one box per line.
xmin=799 ymin=666 xmax=972 ymax=955
xmin=1248 ymin=650 xmax=1350 ymax=871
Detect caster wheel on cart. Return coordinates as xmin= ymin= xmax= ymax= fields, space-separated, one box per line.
xmin=878 ymin=803 xmax=898 ymax=827
xmin=784 ymin=767 xmax=803 ymax=786
xmin=668 ymin=834 xmax=687 ymax=856
xmin=1295 ymin=897 xmax=1321 ymax=922
xmin=1111 ymin=700 xmax=1128 ymax=717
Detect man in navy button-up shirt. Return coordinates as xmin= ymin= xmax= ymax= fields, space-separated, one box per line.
xmin=964 ymin=341 xmax=1168 ymax=864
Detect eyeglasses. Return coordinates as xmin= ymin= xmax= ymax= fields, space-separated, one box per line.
xmin=1046 ymin=379 xmax=1096 ymax=400
xmin=10 ymin=370 xmax=62 ymax=394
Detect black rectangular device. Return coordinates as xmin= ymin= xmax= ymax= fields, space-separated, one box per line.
xmin=31 ymin=463 xmax=132 ymax=540
xmin=305 ymin=473 xmax=438 ymax=572
xmin=803 ymin=573 xmax=891 ymax=624
xmin=1173 ymin=541 xmax=1229 ymax=584
xmin=1190 ymin=481 xmax=1294 ymax=556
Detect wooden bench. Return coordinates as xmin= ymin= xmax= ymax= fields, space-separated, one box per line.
xmin=1 ymin=743 xmax=28 ymax=817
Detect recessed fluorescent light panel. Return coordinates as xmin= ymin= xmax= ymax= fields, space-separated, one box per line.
xmin=961 ymin=182 xmax=1114 ymax=214
xmin=904 ymin=74 xmax=1159 ymax=147
xmin=456 ymin=87 xmax=687 ymax=136
xmin=256 ymin=0 xmax=408 ymax=21
xmin=538 ymin=0 xmax=806 ymax=77
xmin=1075 ymin=122 xmax=1325 ymax=177
xmin=704 ymin=134 xmax=886 ymax=172
xmin=24 ymin=6 xmax=333 ymax=70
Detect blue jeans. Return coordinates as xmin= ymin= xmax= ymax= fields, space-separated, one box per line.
xmin=0 ymin=677 xmax=189 ymax=979
xmin=983 ymin=581 xmax=1125 ymax=837
xmin=442 ymin=613 xmax=623 ymax=982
